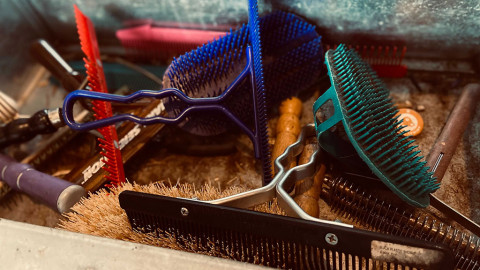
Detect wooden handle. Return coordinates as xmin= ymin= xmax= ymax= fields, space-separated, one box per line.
xmin=271 ymin=97 xmax=302 ymax=173
xmin=293 ymin=143 xmax=325 ymax=217
xmin=426 ymin=83 xmax=480 ymax=183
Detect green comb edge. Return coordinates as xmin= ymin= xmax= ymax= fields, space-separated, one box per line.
xmin=313 ymin=45 xmax=438 ymax=208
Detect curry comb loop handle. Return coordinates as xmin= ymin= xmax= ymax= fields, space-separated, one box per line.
xmin=62 ymin=47 xmax=265 ymax=158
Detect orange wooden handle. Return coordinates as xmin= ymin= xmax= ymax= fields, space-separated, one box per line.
xmin=271 ymin=97 xmax=302 ymax=173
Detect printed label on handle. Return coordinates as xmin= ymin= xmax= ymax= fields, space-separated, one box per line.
xmin=371 ymin=240 xmax=443 ymax=266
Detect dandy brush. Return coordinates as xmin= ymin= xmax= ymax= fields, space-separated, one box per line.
xmin=63 ymin=11 xmax=324 ymax=184
xmin=74 ymin=5 xmax=125 ymax=186
xmin=313 ymin=44 xmax=438 ymax=207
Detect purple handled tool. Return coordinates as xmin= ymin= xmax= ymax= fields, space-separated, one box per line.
xmin=0 ymin=154 xmax=86 ymax=213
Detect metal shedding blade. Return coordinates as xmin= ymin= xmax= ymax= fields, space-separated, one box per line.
xmin=74 ymin=5 xmax=125 ymax=186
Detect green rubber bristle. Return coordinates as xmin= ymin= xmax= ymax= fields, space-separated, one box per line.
xmin=313 ymin=44 xmax=439 ymax=208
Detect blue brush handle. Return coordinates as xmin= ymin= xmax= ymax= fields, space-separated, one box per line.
xmin=62 ymin=47 xmax=263 ymax=159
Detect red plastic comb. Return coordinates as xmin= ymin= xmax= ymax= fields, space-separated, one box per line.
xmin=74 ymin=5 xmax=125 ymax=186
xmin=325 ymin=44 xmax=408 ymax=78
xmin=116 ymin=23 xmax=226 ymax=61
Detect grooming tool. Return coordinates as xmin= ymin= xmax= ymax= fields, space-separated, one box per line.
xmin=322 ymin=177 xmax=480 ymax=270
xmin=30 ymin=39 xmax=84 ymax=93
xmin=426 ymin=83 xmax=480 ymax=238
xmin=207 ymin=124 xmax=336 ymax=213
xmin=204 ymin=97 xmax=305 ymax=215
xmin=324 ymin=44 xmax=407 ymax=78
xmin=74 ymin=5 xmax=125 ymax=186
xmin=116 ymin=23 xmax=227 ymax=62
xmin=319 ymin=84 xmax=480 ymax=269
xmin=426 ymin=83 xmax=480 ymax=181
xmin=119 ymin=190 xmax=454 ymax=269
xmin=0 ymin=154 xmax=85 ymax=213
xmin=313 ymin=44 xmax=438 ymax=207
xmin=271 ymin=97 xmax=302 ymax=172
xmin=63 ymin=11 xmax=324 ymax=184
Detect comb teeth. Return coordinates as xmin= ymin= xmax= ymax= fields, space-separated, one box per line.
xmin=323 ymin=177 xmax=480 ymax=270
xmin=120 ymin=191 xmax=452 ymax=269
xmin=248 ymin=0 xmax=271 ymax=184
xmin=323 ymin=44 xmax=438 ymax=207
xmin=74 ymin=5 xmax=125 ymax=186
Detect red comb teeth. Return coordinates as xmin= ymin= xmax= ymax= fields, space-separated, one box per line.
xmin=74 ymin=5 xmax=125 ymax=187
xmin=325 ymin=43 xmax=407 ymax=78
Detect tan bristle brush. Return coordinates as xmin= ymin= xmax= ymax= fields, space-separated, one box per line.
xmin=58 ymin=182 xmax=285 ymax=243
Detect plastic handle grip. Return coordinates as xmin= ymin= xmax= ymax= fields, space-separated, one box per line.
xmin=0 ymin=154 xmax=86 ymax=213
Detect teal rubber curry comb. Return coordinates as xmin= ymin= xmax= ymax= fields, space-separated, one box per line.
xmin=313 ymin=44 xmax=439 ymax=208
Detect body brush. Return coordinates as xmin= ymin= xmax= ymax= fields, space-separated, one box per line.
xmin=313 ymin=44 xmax=439 ymax=207
xmin=62 ymin=11 xmax=324 ymax=184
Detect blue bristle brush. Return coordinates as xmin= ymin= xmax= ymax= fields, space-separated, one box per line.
xmin=313 ymin=44 xmax=439 ymax=207
xmin=62 ymin=10 xmax=323 ymax=184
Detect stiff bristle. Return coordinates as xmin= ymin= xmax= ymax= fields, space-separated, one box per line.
xmin=328 ymin=44 xmax=439 ymax=205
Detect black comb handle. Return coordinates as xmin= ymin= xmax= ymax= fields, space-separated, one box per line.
xmin=119 ymin=190 xmax=454 ymax=270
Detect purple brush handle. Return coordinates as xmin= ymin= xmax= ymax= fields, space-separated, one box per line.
xmin=0 ymin=154 xmax=86 ymax=213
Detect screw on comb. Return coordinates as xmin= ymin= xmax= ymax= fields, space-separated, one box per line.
xmin=119 ymin=190 xmax=454 ymax=270
xmin=63 ymin=11 xmax=324 ymax=185
xmin=313 ymin=44 xmax=438 ymax=208
xmin=325 ymin=44 xmax=407 ymax=78
xmin=74 ymin=5 xmax=125 ymax=186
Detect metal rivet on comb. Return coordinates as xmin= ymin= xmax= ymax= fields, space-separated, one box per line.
xmin=325 ymin=233 xmax=338 ymax=245
xmin=180 ymin=207 xmax=189 ymax=217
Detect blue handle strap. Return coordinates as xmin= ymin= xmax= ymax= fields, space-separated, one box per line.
xmin=313 ymin=86 xmax=344 ymax=139
xmin=62 ymin=47 xmax=263 ymax=159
